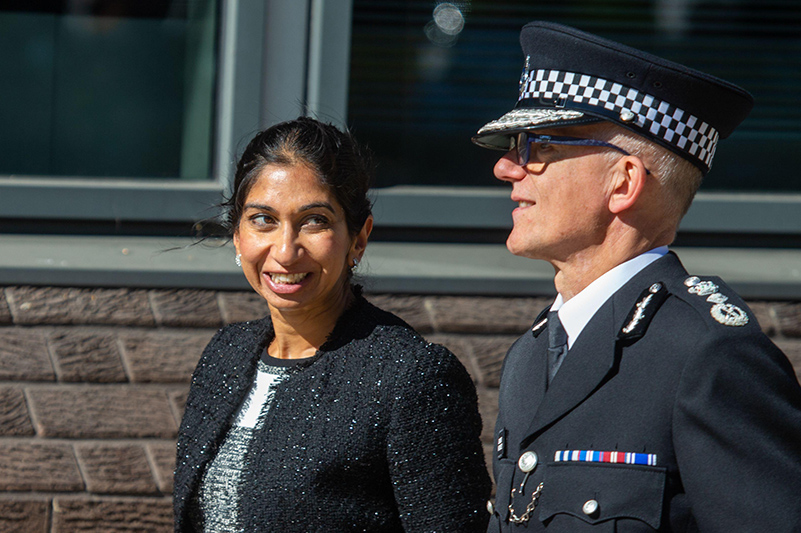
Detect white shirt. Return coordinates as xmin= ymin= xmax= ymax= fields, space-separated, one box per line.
xmin=551 ymin=246 xmax=668 ymax=349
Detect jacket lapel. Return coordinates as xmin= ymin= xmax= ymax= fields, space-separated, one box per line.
xmin=518 ymin=252 xmax=687 ymax=446
xmin=520 ymin=301 xmax=618 ymax=445
xmin=180 ymin=320 xmax=269 ymax=506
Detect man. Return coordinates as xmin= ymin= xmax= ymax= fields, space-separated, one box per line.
xmin=472 ymin=21 xmax=801 ymax=532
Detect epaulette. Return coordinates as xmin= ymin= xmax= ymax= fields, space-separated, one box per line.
xmin=668 ymin=275 xmax=751 ymax=328
xmin=617 ymin=282 xmax=670 ymax=343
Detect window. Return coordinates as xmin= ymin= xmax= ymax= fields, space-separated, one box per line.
xmin=349 ymin=1 xmax=801 ymax=239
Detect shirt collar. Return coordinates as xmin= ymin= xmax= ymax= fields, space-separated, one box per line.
xmin=551 ymin=246 xmax=668 ymax=349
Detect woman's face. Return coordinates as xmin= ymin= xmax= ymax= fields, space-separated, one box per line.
xmin=233 ymin=163 xmax=370 ymax=317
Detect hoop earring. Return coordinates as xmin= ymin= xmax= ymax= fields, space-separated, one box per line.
xmin=235 ymin=253 xmax=242 ymax=267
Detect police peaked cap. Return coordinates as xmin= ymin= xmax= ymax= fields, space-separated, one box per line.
xmin=472 ymin=21 xmax=754 ymax=174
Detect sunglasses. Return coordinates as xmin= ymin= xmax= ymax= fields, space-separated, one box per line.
xmin=512 ymin=132 xmax=650 ymax=174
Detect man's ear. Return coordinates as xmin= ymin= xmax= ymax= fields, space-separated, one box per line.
xmin=608 ymin=156 xmax=648 ymax=214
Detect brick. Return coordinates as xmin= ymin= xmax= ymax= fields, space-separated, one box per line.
xmin=775 ymin=339 xmax=801 ymax=385
xmin=465 ymin=335 xmax=519 ymax=388
xmin=75 ymin=444 xmax=158 ymax=495
xmin=365 ymin=294 xmax=433 ymax=332
xmin=426 ymin=334 xmax=479 ymax=383
xmin=169 ymin=387 xmax=190 ymax=422
xmin=146 ymin=442 xmax=176 ymax=494
xmin=119 ymin=331 xmax=213 ymax=383
xmin=0 ymin=328 xmax=54 ymax=381
xmin=0 ymin=442 xmax=83 ymax=491
xmin=774 ymin=302 xmax=801 ymax=338
xmin=27 ymin=387 xmax=177 ymax=438
xmin=52 ymin=497 xmax=172 ymax=532
xmin=7 ymin=287 xmax=155 ymax=326
xmin=218 ymin=291 xmax=269 ymax=324
xmin=746 ymin=301 xmax=776 ymax=337
xmin=427 ymin=296 xmax=550 ymax=334
xmin=0 ymin=387 xmax=34 ymax=436
xmin=49 ymin=330 xmax=127 ymax=383
xmin=150 ymin=289 xmax=222 ymax=328
xmin=0 ymin=290 xmax=12 ymax=324
xmin=478 ymin=387 xmax=499 ymax=444
xmin=0 ymin=499 xmax=49 ymax=533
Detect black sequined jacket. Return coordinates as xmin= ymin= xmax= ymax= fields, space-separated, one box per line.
xmin=174 ymin=292 xmax=491 ymax=532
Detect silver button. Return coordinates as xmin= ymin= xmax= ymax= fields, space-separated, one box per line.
xmin=517 ymin=451 xmax=538 ymax=472
xmin=583 ymin=499 xmax=599 ymax=516
xmin=486 ymin=500 xmax=495 ymax=514
xmin=649 ymin=282 xmax=663 ymax=293
xmin=684 ymin=276 xmax=701 ymax=287
xmin=619 ymin=109 xmax=636 ymax=122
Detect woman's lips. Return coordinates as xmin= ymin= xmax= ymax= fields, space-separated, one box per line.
xmin=264 ymin=272 xmax=309 ymax=294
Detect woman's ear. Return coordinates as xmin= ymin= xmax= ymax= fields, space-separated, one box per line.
xmin=351 ymin=215 xmax=373 ymax=260
xmin=608 ymin=156 xmax=648 ymax=214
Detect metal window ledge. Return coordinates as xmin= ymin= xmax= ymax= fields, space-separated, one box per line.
xmin=1 ymin=235 xmax=800 ymax=299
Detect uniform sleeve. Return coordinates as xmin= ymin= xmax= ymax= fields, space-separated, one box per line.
xmin=386 ymin=344 xmax=492 ymax=532
xmin=673 ymin=330 xmax=801 ymax=532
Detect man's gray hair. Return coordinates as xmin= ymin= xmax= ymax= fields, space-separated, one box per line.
xmin=594 ymin=122 xmax=703 ymax=223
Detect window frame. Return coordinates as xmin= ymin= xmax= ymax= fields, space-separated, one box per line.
xmin=1 ymin=0 xmax=800 ymax=239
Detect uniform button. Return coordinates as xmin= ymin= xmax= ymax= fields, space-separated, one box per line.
xmin=517 ymin=451 xmax=538 ymax=472
xmin=486 ymin=500 xmax=495 ymax=514
xmin=583 ymin=499 xmax=599 ymax=516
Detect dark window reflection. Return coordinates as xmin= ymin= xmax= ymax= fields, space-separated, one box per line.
xmin=0 ymin=0 xmax=217 ymax=179
xmin=349 ymin=0 xmax=801 ymax=192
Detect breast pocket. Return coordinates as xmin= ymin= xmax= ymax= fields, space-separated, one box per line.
xmin=491 ymin=459 xmax=516 ymax=523
xmin=538 ymin=462 xmax=666 ymax=532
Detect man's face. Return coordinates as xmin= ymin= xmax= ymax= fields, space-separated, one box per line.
xmin=494 ymin=126 xmax=618 ymax=264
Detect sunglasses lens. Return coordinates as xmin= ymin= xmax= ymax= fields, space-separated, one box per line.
xmin=516 ymin=132 xmax=529 ymax=166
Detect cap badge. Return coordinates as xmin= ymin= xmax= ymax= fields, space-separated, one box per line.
xmin=519 ymin=55 xmax=531 ymax=97
xmin=711 ymin=303 xmax=749 ymax=327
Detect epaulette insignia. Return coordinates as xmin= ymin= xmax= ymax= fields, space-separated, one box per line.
xmin=683 ymin=276 xmax=749 ymax=327
xmin=618 ymin=282 xmax=669 ymax=342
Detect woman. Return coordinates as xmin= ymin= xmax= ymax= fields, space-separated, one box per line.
xmin=174 ymin=117 xmax=491 ymax=532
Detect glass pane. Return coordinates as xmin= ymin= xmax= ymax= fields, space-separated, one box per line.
xmin=349 ymin=0 xmax=801 ymax=192
xmin=0 ymin=0 xmax=217 ymax=180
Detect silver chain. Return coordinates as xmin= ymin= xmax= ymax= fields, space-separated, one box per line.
xmin=508 ymin=479 xmax=544 ymax=524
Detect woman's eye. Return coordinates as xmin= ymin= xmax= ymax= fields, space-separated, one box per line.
xmin=303 ymin=214 xmax=330 ymax=227
xmin=250 ymin=214 xmax=276 ymax=226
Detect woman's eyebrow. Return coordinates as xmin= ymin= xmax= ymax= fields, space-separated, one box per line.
xmin=242 ymin=202 xmax=336 ymax=213
xmin=300 ymin=202 xmax=336 ymax=213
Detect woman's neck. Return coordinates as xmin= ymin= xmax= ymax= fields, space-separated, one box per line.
xmin=267 ymin=286 xmax=354 ymax=359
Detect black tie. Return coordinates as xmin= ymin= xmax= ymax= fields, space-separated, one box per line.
xmin=547 ymin=311 xmax=568 ymax=385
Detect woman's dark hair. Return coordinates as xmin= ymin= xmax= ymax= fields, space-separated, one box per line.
xmin=223 ymin=117 xmax=374 ymax=236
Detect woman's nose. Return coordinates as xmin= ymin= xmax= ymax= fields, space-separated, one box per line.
xmin=272 ymin=227 xmax=302 ymax=265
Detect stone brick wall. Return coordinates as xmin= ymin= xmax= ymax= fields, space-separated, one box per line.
xmin=1 ymin=286 xmax=799 ymax=532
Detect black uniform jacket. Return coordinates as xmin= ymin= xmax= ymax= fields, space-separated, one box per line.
xmin=174 ymin=293 xmax=490 ymax=532
xmin=489 ymin=252 xmax=801 ymax=532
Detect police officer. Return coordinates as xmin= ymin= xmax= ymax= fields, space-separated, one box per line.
xmin=473 ymin=21 xmax=801 ymax=532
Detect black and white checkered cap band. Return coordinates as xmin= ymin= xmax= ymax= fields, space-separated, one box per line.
xmin=520 ymin=69 xmax=720 ymax=169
